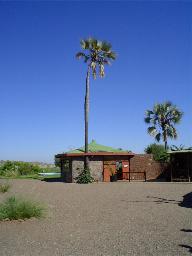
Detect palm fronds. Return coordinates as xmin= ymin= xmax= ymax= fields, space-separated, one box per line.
xmin=76 ymin=37 xmax=116 ymax=79
xmin=144 ymin=102 xmax=183 ymax=149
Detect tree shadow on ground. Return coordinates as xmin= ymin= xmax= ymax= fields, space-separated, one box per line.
xmin=178 ymin=192 xmax=192 ymax=208
xmin=42 ymin=177 xmax=64 ymax=182
xmin=146 ymin=196 xmax=179 ymax=205
xmin=121 ymin=196 xmax=180 ymax=205
xmin=179 ymin=229 xmax=192 ymax=254
xmin=181 ymin=229 xmax=192 ymax=233
xmin=180 ymin=229 xmax=192 ymax=254
xmin=179 ymin=245 xmax=192 ymax=254
xmin=121 ymin=192 xmax=192 ymax=208
xmin=147 ymin=192 xmax=192 ymax=208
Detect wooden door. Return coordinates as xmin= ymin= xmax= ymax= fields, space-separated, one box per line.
xmin=103 ymin=161 xmax=116 ymax=182
xmin=122 ymin=160 xmax=129 ymax=180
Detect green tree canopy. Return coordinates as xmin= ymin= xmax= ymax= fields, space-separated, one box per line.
xmin=144 ymin=143 xmax=168 ymax=162
xmin=76 ymin=37 xmax=116 ymax=79
xmin=144 ymin=101 xmax=183 ymax=150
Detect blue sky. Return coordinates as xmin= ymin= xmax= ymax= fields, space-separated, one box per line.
xmin=0 ymin=1 xmax=191 ymax=163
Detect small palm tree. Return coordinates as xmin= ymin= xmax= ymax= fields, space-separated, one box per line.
xmin=76 ymin=38 xmax=116 ymax=169
xmin=144 ymin=101 xmax=183 ymax=150
xmin=170 ymin=145 xmax=192 ymax=151
xmin=171 ymin=144 xmax=185 ymax=151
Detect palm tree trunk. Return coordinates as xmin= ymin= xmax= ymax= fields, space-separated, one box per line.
xmin=84 ymin=66 xmax=90 ymax=169
xmin=165 ymin=140 xmax=167 ymax=151
xmin=163 ymin=129 xmax=168 ymax=150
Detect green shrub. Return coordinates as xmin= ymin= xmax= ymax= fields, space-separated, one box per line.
xmin=144 ymin=143 xmax=169 ymax=162
xmin=0 ymin=161 xmax=19 ymax=177
xmin=0 ymin=196 xmax=45 ymax=221
xmin=0 ymin=161 xmax=43 ymax=177
xmin=76 ymin=168 xmax=94 ymax=184
xmin=0 ymin=161 xmax=60 ymax=178
xmin=0 ymin=183 xmax=10 ymax=193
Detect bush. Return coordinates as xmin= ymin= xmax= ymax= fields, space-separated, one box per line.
xmin=0 ymin=183 xmax=10 ymax=193
xmin=0 ymin=161 xmax=60 ymax=178
xmin=76 ymin=168 xmax=94 ymax=184
xmin=0 ymin=161 xmax=43 ymax=177
xmin=0 ymin=196 xmax=45 ymax=221
xmin=144 ymin=143 xmax=169 ymax=162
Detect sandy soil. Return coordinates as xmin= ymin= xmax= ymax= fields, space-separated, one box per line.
xmin=0 ymin=179 xmax=191 ymax=256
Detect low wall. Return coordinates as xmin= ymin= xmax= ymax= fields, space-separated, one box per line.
xmin=130 ymin=154 xmax=169 ymax=181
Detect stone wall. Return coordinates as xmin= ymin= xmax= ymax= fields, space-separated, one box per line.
xmin=130 ymin=154 xmax=169 ymax=181
xmin=89 ymin=157 xmax=103 ymax=182
xmin=61 ymin=160 xmax=72 ymax=183
xmin=71 ymin=156 xmax=103 ymax=182
xmin=71 ymin=158 xmax=84 ymax=182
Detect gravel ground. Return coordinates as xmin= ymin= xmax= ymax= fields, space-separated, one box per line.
xmin=0 ymin=179 xmax=191 ymax=256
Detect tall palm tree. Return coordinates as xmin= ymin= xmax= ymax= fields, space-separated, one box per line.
xmin=76 ymin=38 xmax=116 ymax=169
xmin=144 ymin=101 xmax=183 ymax=150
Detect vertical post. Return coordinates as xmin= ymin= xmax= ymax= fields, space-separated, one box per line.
xmin=188 ymin=153 xmax=190 ymax=182
xmin=102 ymin=156 xmax=104 ymax=182
xmin=188 ymin=168 xmax=190 ymax=182
xmin=69 ymin=159 xmax=73 ymax=183
xmin=84 ymin=67 xmax=90 ymax=170
xmin=60 ymin=159 xmax=64 ymax=181
xmin=170 ymin=155 xmax=173 ymax=182
xmin=144 ymin=171 xmax=147 ymax=182
xmin=129 ymin=158 xmax=131 ymax=182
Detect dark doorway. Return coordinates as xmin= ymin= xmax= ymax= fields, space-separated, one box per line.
xmin=116 ymin=161 xmax=123 ymax=180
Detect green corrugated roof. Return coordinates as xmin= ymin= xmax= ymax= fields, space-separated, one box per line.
xmin=67 ymin=140 xmax=130 ymax=153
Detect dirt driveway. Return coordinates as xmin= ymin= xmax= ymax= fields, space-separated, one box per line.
xmin=0 ymin=179 xmax=191 ymax=256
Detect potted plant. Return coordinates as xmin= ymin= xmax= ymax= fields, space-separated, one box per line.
xmin=110 ymin=168 xmax=117 ymax=182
